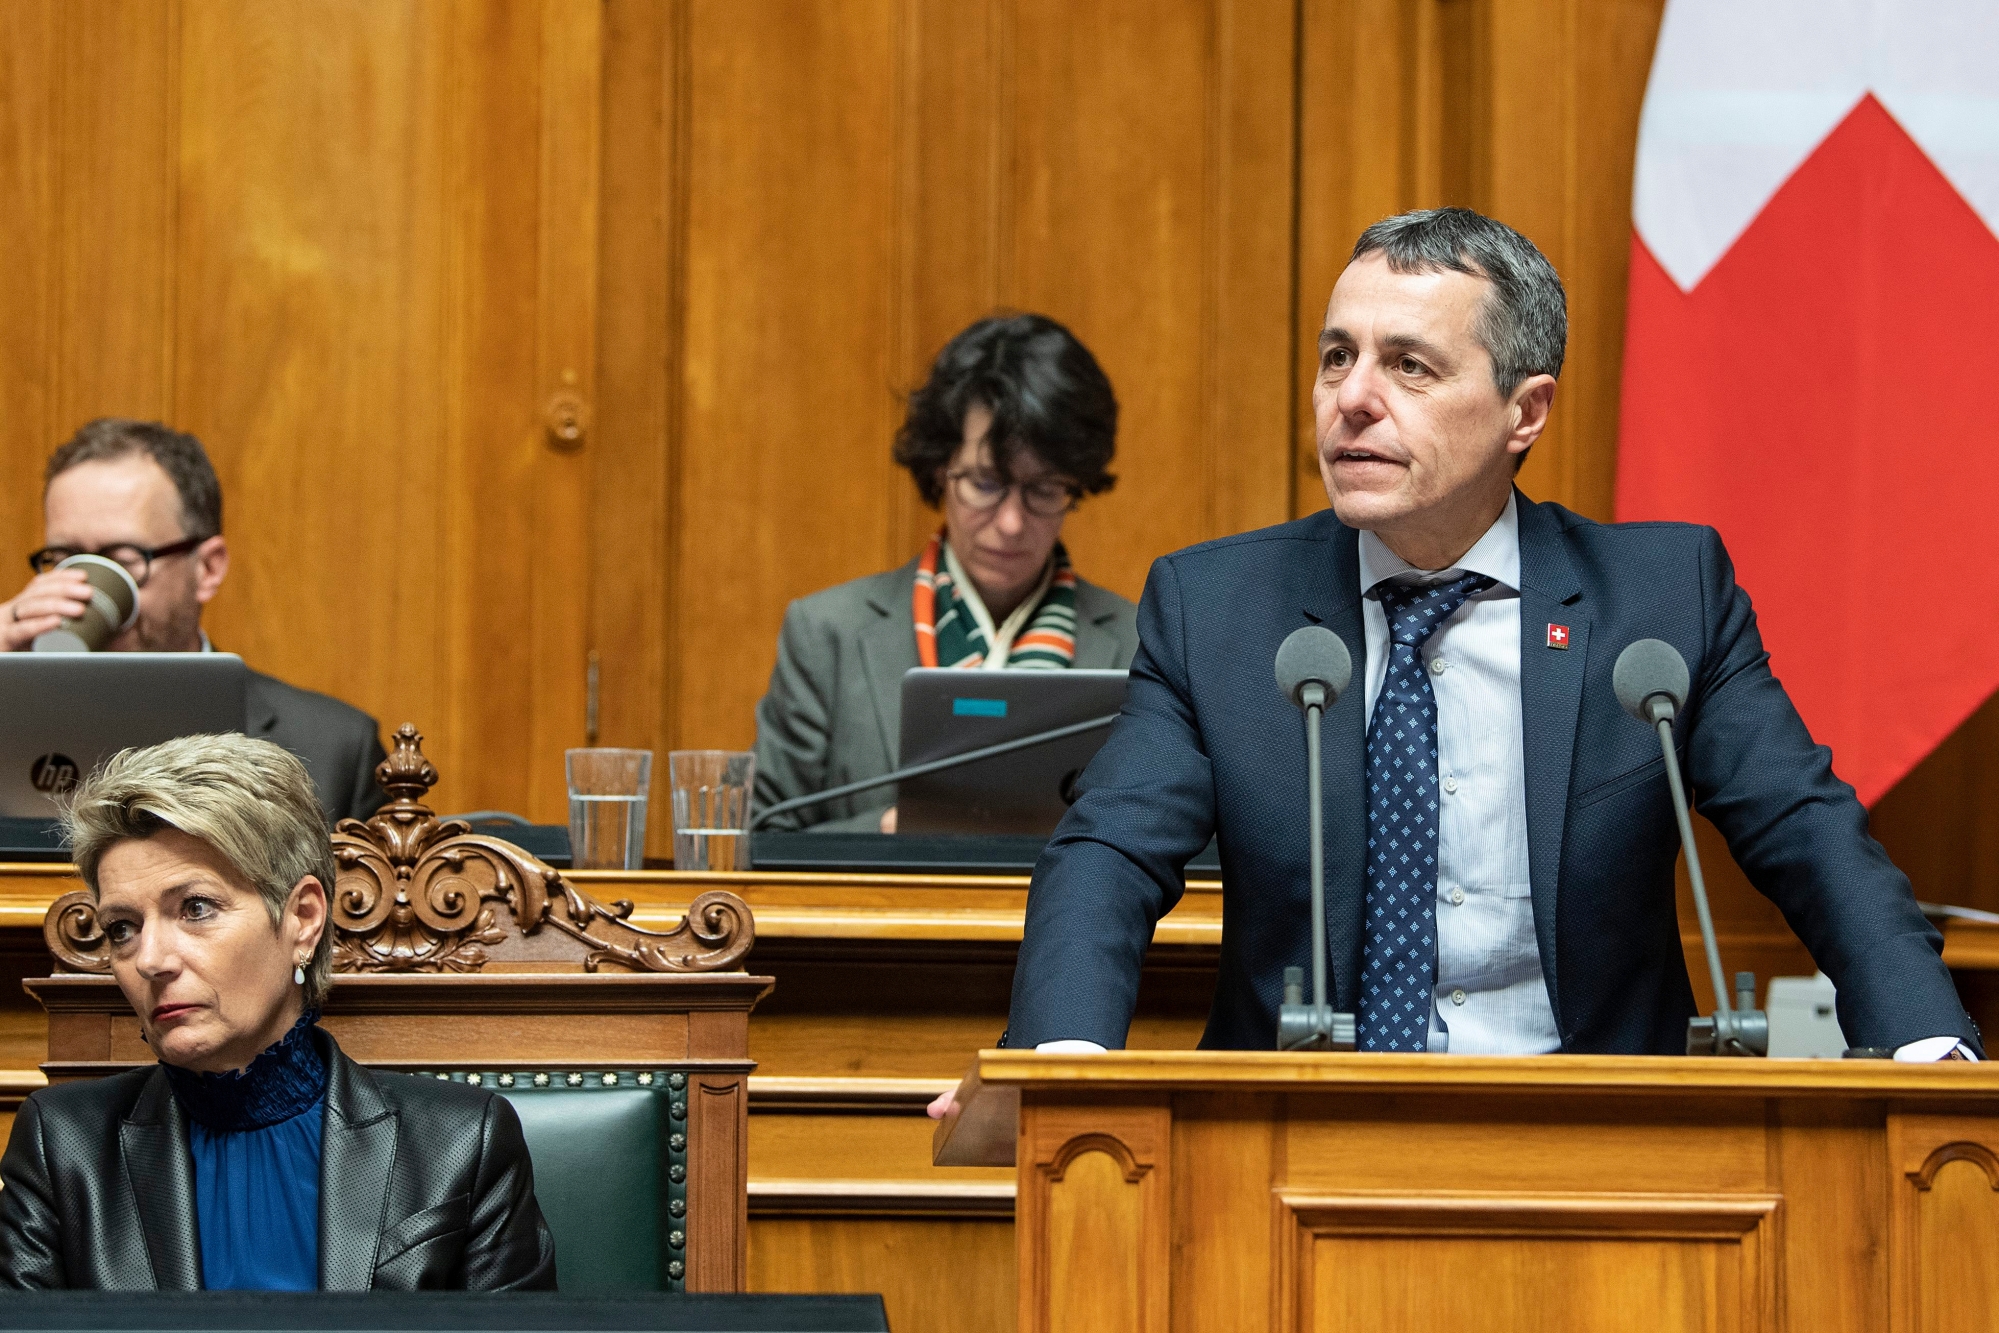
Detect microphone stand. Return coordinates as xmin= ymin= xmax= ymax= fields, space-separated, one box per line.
xmin=1277 ymin=678 xmax=1356 ymax=1052
xmin=750 ymin=713 xmax=1121 ymax=831
xmin=1653 ymin=714 xmax=1768 ymax=1057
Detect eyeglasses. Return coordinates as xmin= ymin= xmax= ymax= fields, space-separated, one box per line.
xmin=946 ymin=468 xmax=1079 ymax=519
xmin=28 ymin=536 xmax=205 ymax=588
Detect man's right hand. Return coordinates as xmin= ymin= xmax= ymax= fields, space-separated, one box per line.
xmin=1 ymin=570 xmax=91 ymax=651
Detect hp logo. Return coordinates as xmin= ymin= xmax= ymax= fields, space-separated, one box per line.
xmin=29 ymin=753 xmax=79 ymax=795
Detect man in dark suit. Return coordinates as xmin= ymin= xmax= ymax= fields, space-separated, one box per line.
xmin=1 ymin=419 xmax=386 ymax=823
xmin=1003 ymin=208 xmax=1978 ymax=1061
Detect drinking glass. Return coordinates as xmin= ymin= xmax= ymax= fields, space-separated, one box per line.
xmin=669 ymin=750 xmax=755 ymax=871
xmin=566 ymin=748 xmax=653 ymax=870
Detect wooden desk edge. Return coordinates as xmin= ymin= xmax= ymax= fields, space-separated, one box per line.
xmin=24 ymin=972 xmax=777 ymax=1014
xmin=41 ymin=1059 xmax=757 ymax=1083
xmin=13 ymin=865 xmax=1999 ymax=961
xmin=0 ymin=864 xmax=1223 ymax=894
xmin=969 ymin=1048 xmax=1999 ymax=1095
xmin=0 ymin=866 xmax=1230 ymax=944
xmin=932 ymin=1047 xmax=1999 ymax=1167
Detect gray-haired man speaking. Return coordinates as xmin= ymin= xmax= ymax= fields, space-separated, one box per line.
xmin=997 ymin=206 xmax=1977 ymax=1064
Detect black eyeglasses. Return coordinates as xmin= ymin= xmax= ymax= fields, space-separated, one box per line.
xmin=945 ymin=468 xmax=1080 ymax=519
xmin=28 ymin=536 xmax=206 ymax=588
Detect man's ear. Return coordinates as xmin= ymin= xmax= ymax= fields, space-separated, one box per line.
xmin=193 ymin=535 xmax=229 ymax=606
xmin=1505 ymin=374 xmax=1558 ymax=459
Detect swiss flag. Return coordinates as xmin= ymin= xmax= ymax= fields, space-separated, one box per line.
xmin=1614 ymin=2 xmax=1999 ymax=806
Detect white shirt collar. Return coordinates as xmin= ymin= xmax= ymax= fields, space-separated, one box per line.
xmin=1357 ymin=490 xmax=1520 ymax=597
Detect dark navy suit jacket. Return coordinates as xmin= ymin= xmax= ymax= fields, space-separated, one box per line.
xmin=1007 ymin=494 xmax=1979 ymax=1055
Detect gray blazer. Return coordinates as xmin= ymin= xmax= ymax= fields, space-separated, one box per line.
xmin=753 ymin=558 xmax=1139 ymax=831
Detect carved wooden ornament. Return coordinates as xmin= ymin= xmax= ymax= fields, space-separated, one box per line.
xmin=45 ymin=724 xmax=754 ymax=977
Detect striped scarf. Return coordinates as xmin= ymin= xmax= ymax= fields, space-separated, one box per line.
xmin=913 ymin=530 xmax=1078 ymax=670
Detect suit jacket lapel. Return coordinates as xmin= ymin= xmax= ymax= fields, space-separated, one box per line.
xmin=1073 ymin=609 xmax=1122 ymax=669
xmin=857 ymin=573 xmax=919 ymax=771
xmin=120 ymin=1069 xmax=201 ymax=1290
xmin=1514 ymin=492 xmax=1587 ymax=1038
xmin=244 ymin=669 xmax=281 ymax=737
xmin=318 ymin=1044 xmax=398 ymax=1291
xmin=1069 ymin=581 xmax=1126 ymax=669
xmin=1302 ymin=522 xmax=1370 ymax=1011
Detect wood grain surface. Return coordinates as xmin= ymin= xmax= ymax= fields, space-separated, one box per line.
xmin=5 ymin=4 xmax=1998 ymax=1328
xmin=1 ymin=0 xmax=1990 ymax=909
xmin=942 ymin=1050 xmax=1999 ymax=1333
xmin=4 ymin=0 xmax=1987 ymax=936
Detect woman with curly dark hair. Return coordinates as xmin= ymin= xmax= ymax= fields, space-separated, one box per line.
xmin=753 ymin=313 xmax=1139 ymax=832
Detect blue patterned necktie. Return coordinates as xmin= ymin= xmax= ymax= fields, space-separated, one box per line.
xmin=1359 ymin=570 xmax=1496 ymax=1052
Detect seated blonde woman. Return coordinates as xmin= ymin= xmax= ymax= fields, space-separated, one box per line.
xmin=0 ymin=734 xmax=555 ymax=1290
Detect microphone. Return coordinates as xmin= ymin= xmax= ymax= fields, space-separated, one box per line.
xmin=1275 ymin=624 xmax=1352 ymax=711
xmin=1612 ymin=636 xmax=1689 ymax=725
xmin=1273 ymin=626 xmax=1356 ymax=1052
xmin=749 ymin=712 xmax=1120 ymax=830
xmin=31 ymin=555 xmax=139 ymax=653
xmin=1612 ymin=638 xmax=1767 ymax=1057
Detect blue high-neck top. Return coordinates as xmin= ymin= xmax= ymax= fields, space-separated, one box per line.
xmin=163 ymin=1012 xmax=328 ymax=1292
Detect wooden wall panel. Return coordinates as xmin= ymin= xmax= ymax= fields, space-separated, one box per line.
xmin=170 ymin=0 xmax=453 ymax=782
xmin=670 ymin=0 xmax=905 ymax=753
xmin=0 ymin=1 xmax=59 ymax=550
xmin=590 ymin=0 xmax=680 ymax=787
xmin=519 ymin=0 xmax=604 ymax=817
xmin=2 ymin=0 xmax=1994 ymax=921
xmin=431 ymin=0 xmax=596 ymax=820
xmin=1007 ymin=0 xmax=1297 ymax=598
xmin=0 ymin=0 xmax=179 ymax=506
xmin=1872 ymin=693 xmax=1999 ymax=914
xmin=889 ymin=0 xmax=1007 ymax=563
xmin=748 ymin=1216 xmax=1015 ymax=1333
xmin=0 ymin=1 xmax=600 ymax=823
xmin=49 ymin=0 xmax=180 ymax=428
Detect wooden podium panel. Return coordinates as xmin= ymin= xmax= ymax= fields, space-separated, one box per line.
xmin=935 ymin=1051 xmax=1999 ymax=1333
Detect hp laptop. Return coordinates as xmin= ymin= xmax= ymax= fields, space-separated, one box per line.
xmin=0 ymin=653 xmax=249 ymax=818
xmin=895 ymin=668 xmax=1127 ymax=836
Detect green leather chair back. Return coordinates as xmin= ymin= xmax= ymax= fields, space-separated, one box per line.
xmin=417 ymin=1071 xmax=690 ymax=1292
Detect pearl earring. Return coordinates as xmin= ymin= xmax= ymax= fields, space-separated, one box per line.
xmin=294 ymin=961 xmax=306 ymax=985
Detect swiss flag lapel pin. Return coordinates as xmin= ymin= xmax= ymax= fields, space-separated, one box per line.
xmin=1546 ymin=623 xmax=1570 ymax=650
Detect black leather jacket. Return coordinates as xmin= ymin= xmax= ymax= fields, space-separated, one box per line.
xmin=0 ymin=1034 xmax=556 ymax=1290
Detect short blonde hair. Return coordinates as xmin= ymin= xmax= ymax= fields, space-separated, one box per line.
xmin=61 ymin=733 xmax=336 ymax=1009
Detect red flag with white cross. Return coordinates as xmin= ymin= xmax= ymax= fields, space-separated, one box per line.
xmin=1614 ymin=1 xmax=1999 ymax=806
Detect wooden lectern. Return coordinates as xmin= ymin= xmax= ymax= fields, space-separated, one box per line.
xmin=934 ymin=1049 xmax=1999 ymax=1332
